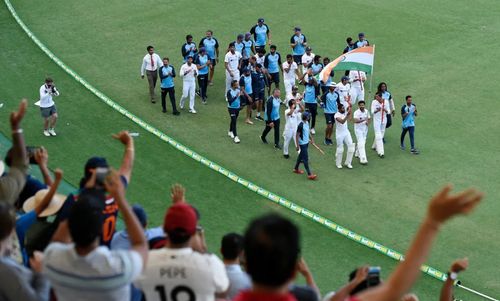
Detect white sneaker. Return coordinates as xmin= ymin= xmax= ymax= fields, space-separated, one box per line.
xmin=336 ymin=165 xmax=343 ymax=169
xmin=189 ymin=109 xmax=197 ymax=114
xmin=43 ymin=130 xmax=50 ymax=137
xmin=234 ymin=136 xmax=240 ymax=143
xmin=228 ymin=131 xmax=235 ymax=138
xmin=311 ymin=128 xmax=316 ymax=135
xmin=179 ymin=102 xmax=185 ymax=109
xmin=48 ymin=128 xmax=57 ymax=136
xmin=345 ymin=164 xmax=353 ymax=169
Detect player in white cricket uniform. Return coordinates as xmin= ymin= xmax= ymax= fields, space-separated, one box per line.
xmin=301 ymin=47 xmax=315 ymax=74
xmin=334 ymin=103 xmax=355 ymax=169
xmin=283 ymin=98 xmax=304 ymax=158
xmin=371 ymin=92 xmax=390 ymax=157
xmin=225 ymin=42 xmax=242 ymax=93
xmin=282 ymin=54 xmax=299 ymax=100
xmin=348 ymin=70 xmax=366 ymax=105
xmin=179 ymin=56 xmax=199 ymax=113
xmin=353 ymin=100 xmax=371 ymax=164
xmin=335 ymin=76 xmax=351 ymax=109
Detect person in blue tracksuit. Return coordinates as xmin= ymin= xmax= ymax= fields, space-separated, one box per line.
xmin=300 ymin=69 xmax=319 ymax=134
xmin=227 ymin=80 xmax=242 ymax=144
xmin=293 ymin=112 xmax=317 ymax=180
xmin=400 ymin=95 xmax=419 ymax=154
xmin=290 ymin=26 xmax=307 ymax=67
xmin=198 ymin=30 xmax=220 ymax=85
xmin=195 ymin=47 xmax=211 ymax=104
xmin=252 ymin=63 xmax=267 ymax=121
xmin=159 ymin=58 xmax=180 ymax=115
xmin=260 ymin=88 xmax=282 ymax=148
xmin=239 ymin=68 xmax=254 ymax=125
xmin=181 ymin=34 xmax=198 ymax=62
xmin=321 ymin=84 xmax=340 ymax=145
xmin=264 ymin=45 xmax=282 ymax=96
xmin=250 ymin=18 xmax=271 ymax=52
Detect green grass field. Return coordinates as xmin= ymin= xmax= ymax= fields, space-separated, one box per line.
xmin=1 ymin=0 xmax=500 ymax=299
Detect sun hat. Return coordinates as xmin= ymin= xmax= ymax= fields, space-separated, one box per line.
xmin=23 ymin=189 xmax=66 ymax=217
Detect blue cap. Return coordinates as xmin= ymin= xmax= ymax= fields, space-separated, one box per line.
xmin=294 ymin=26 xmax=301 ymax=32
xmin=132 ymin=204 xmax=148 ymax=228
xmin=302 ymin=111 xmax=311 ymax=120
xmin=199 ymin=47 xmax=206 ymax=53
xmin=237 ymin=34 xmax=244 ymax=40
xmin=243 ymin=67 xmax=250 ymax=73
xmin=358 ymin=32 xmax=365 ymax=37
xmin=341 ymin=76 xmax=349 ymax=81
xmin=258 ymin=18 xmax=264 ymax=23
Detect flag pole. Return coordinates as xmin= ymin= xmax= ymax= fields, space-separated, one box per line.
xmin=369 ymin=44 xmax=376 ymax=94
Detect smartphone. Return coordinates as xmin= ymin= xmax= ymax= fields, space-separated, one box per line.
xmin=367 ymin=266 xmax=381 ymax=287
xmin=95 ymin=167 xmax=110 ymax=186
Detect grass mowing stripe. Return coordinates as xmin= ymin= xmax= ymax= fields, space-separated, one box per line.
xmin=5 ymin=0 xmax=497 ymax=299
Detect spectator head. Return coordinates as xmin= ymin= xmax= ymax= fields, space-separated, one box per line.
xmin=132 ymin=204 xmax=148 ymax=228
xmin=163 ymin=203 xmax=197 ymax=246
xmin=186 ymin=34 xmax=193 ymax=42
xmin=146 ymin=46 xmax=154 ymax=54
xmin=237 ymin=34 xmax=244 ymax=41
xmin=406 ymin=95 xmax=413 ymax=104
xmin=221 ymin=232 xmax=244 ymax=261
xmin=0 ymin=203 xmax=15 ymax=243
xmin=45 ymin=77 xmax=54 ymax=85
xmin=258 ymin=18 xmax=264 ymax=24
xmin=80 ymin=156 xmax=109 ymax=188
xmin=244 ymin=214 xmax=300 ymax=288
xmin=68 ymin=189 xmax=105 ymax=248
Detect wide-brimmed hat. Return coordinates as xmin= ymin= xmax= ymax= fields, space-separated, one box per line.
xmin=23 ymin=189 xmax=66 ymax=217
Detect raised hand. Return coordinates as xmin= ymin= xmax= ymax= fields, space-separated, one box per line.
xmin=427 ymin=185 xmax=483 ymax=225
xmin=34 ymin=147 xmax=49 ymax=166
xmin=171 ymin=183 xmax=186 ymax=204
xmin=450 ymin=258 xmax=469 ymax=273
xmin=10 ymin=99 xmax=27 ymax=130
xmin=112 ymin=131 xmax=132 ymax=146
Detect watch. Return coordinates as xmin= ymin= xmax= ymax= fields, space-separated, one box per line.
xmin=448 ymin=271 xmax=458 ymax=281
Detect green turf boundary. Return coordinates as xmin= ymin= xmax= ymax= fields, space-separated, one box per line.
xmin=3 ymin=0 xmax=453 ymax=284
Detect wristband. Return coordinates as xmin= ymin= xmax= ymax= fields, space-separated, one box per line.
xmin=448 ymin=271 xmax=458 ymax=281
xmin=12 ymin=128 xmax=23 ymax=134
xmin=127 ymin=147 xmax=135 ymax=151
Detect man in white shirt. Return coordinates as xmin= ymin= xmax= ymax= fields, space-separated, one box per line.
xmin=371 ymin=92 xmax=390 ymax=157
xmin=282 ymin=54 xmax=299 ymax=100
xmin=39 ymin=78 xmax=60 ymax=137
xmin=301 ymin=47 xmax=315 ymax=74
xmin=334 ymin=103 xmax=355 ymax=169
xmin=283 ymin=99 xmax=304 ymax=159
xmin=348 ymin=70 xmax=366 ymax=105
xmin=335 ymin=76 xmax=351 ymax=108
xmin=353 ymin=100 xmax=371 ymax=164
xmin=137 ymin=203 xmax=229 ymax=301
xmin=179 ymin=56 xmax=199 ymax=114
xmin=140 ymin=45 xmax=163 ymax=103
xmin=43 ymin=173 xmax=148 ymax=301
xmin=225 ymin=42 xmax=242 ymax=93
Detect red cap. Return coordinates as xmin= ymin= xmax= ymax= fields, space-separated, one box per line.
xmin=164 ymin=203 xmax=197 ymax=236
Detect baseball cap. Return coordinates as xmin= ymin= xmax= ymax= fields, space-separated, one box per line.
xmin=302 ymin=111 xmax=311 ymax=120
xmin=258 ymin=18 xmax=264 ymax=23
xmin=164 ymin=203 xmax=197 ymax=236
xmin=341 ymin=76 xmax=349 ymax=81
xmin=237 ymin=33 xmax=244 ymax=40
xmin=358 ymin=32 xmax=365 ymax=37
xmin=199 ymin=47 xmax=206 ymax=53
xmin=245 ymin=32 xmax=251 ymax=38
xmin=294 ymin=26 xmax=301 ymax=32
xmin=305 ymin=46 xmax=312 ymax=51
xmin=132 ymin=204 xmax=148 ymax=228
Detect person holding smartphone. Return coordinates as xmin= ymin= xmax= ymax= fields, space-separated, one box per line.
xmin=400 ymin=95 xmax=419 ymax=154
xmin=39 ymin=78 xmax=59 ymax=137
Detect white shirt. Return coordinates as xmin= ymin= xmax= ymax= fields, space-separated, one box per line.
xmin=141 ymin=53 xmax=163 ymax=75
xmin=180 ymin=63 xmax=198 ymax=82
xmin=335 ymin=82 xmax=351 ymax=106
xmin=39 ymin=84 xmax=59 ymax=108
xmin=43 ymin=243 xmax=143 ymax=301
xmin=255 ymin=54 xmax=265 ymax=66
xmin=225 ymin=51 xmax=242 ymax=72
xmin=284 ymin=107 xmax=301 ymax=131
xmin=282 ymin=61 xmax=298 ymax=81
xmin=335 ymin=112 xmax=350 ymax=135
xmin=371 ymin=99 xmax=390 ymax=125
xmin=136 ymin=248 xmax=229 ymax=301
xmin=353 ymin=109 xmax=370 ymax=132
xmin=348 ymin=70 xmax=366 ymax=89
xmin=301 ymin=53 xmax=315 ymax=66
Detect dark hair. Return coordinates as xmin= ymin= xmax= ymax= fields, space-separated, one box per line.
xmin=405 ymin=95 xmax=412 ymax=100
xmin=163 ymin=57 xmax=169 ymax=61
xmin=313 ymin=55 xmax=321 ymax=62
xmin=288 ymin=99 xmax=294 ymax=107
xmin=375 ymin=92 xmax=383 ymax=97
xmin=146 ymin=46 xmax=154 ymax=51
xmin=231 ymin=80 xmax=239 ymax=87
xmin=348 ymin=268 xmax=381 ymax=295
xmin=286 ymin=54 xmax=293 ymax=59
xmin=221 ymin=232 xmax=244 ymax=260
xmin=270 ymin=45 xmax=277 ymax=50
xmin=346 ymin=37 xmax=353 ymax=43
xmin=229 ymin=42 xmax=235 ymax=48
xmin=376 ymin=82 xmax=387 ymax=94
xmin=338 ymin=103 xmax=344 ymax=110
xmin=68 ymin=189 xmax=105 ymax=248
xmin=244 ymin=214 xmax=300 ymax=287
xmin=0 ymin=203 xmax=15 ymax=241
xmin=358 ymin=100 xmax=366 ymax=105
xmin=45 ymin=77 xmax=53 ymax=83
xmin=257 ymin=48 xmax=266 ymax=55
xmin=186 ymin=34 xmax=193 ymax=40
xmin=168 ymin=230 xmax=191 ymax=245
xmin=206 ymin=29 xmax=213 ymax=34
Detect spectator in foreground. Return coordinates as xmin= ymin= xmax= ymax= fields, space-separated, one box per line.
xmin=221 ymin=233 xmax=251 ymax=300
xmin=0 ymin=202 xmax=50 ymax=301
xmin=290 ymin=258 xmax=320 ymax=301
xmin=440 ymin=258 xmax=468 ymax=301
xmin=43 ymin=171 xmax=148 ymax=301
xmin=328 ymin=185 xmax=482 ymax=301
xmin=137 ymin=200 xmax=229 ymax=301
xmin=0 ymin=100 xmax=28 ymax=205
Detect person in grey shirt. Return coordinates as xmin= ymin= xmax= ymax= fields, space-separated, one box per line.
xmin=0 ymin=100 xmax=28 ymax=205
xmin=0 ymin=202 xmax=50 ymax=301
xmin=221 ymin=232 xmax=251 ymax=299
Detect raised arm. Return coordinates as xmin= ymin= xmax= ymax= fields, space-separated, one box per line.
xmin=440 ymin=258 xmax=468 ymax=301
xmin=34 ymin=169 xmax=63 ymax=216
xmin=357 ymin=185 xmax=483 ymax=301
xmin=34 ymin=147 xmax=53 ymax=186
xmin=113 ymin=131 xmax=134 ymax=183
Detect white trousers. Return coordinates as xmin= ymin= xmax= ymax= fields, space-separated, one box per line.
xmin=372 ymin=121 xmax=387 ymax=156
xmin=354 ymin=128 xmax=368 ymax=163
xmin=350 ymin=86 xmax=365 ymax=104
xmin=284 ymin=78 xmax=295 ymax=100
xmin=336 ymin=132 xmax=355 ymax=166
xmin=225 ymin=70 xmax=240 ymax=93
xmin=283 ymin=128 xmax=297 ymax=155
xmin=180 ymin=80 xmax=196 ymax=110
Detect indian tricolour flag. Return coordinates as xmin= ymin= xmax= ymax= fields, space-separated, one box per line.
xmin=319 ymin=46 xmax=375 ymax=83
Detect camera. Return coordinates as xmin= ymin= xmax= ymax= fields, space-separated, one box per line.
xmin=367 ymin=266 xmax=381 ymax=287
xmin=95 ymin=167 xmax=110 ymax=186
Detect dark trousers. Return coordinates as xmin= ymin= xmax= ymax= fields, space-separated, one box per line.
xmin=146 ymin=70 xmax=158 ymax=100
xmin=161 ymin=87 xmax=178 ymax=112
xmin=262 ymin=119 xmax=280 ymax=146
xmin=305 ymin=103 xmax=318 ymax=129
xmin=401 ymin=126 xmax=415 ymax=149
xmin=228 ymin=108 xmax=239 ymax=136
xmin=386 ymin=114 xmax=392 ymax=128
xmin=295 ymin=144 xmax=311 ymax=175
xmin=197 ymin=74 xmax=208 ymax=100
